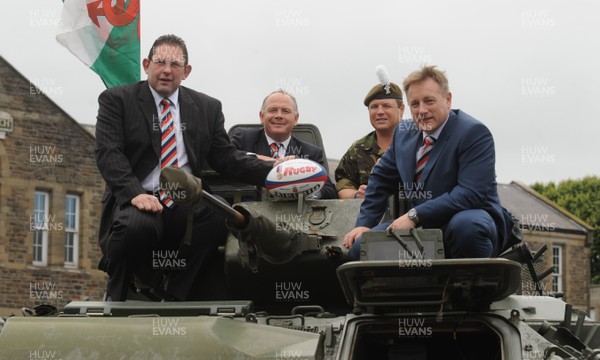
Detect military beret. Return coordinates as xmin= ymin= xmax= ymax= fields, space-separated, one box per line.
xmin=363 ymin=82 xmax=403 ymax=106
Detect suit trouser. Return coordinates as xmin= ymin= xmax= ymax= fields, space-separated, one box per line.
xmin=100 ymin=200 xmax=227 ymax=301
xmin=349 ymin=209 xmax=498 ymax=260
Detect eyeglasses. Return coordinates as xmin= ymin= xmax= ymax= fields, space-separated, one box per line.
xmin=151 ymin=59 xmax=185 ymax=69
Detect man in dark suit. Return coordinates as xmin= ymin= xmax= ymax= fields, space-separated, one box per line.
xmin=229 ymin=90 xmax=337 ymax=199
xmin=343 ymin=65 xmax=513 ymax=260
xmin=95 ymin=34 xmax=274 ymax=301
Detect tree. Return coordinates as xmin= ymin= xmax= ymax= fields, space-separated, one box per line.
xmin=531 ymin=176 xmax=600 ymax=283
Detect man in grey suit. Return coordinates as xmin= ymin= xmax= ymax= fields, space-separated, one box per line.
xmin=95 ymin=34 xmax=274 ymax=301
xmin=229 ymin=90 xmax=337 ymax=199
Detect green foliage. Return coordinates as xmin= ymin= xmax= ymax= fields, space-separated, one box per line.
xmin=531 ymin=176 xmax=600 ymax=283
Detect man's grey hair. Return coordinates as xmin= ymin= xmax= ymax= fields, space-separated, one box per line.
xmin=260 ymin=89 xmax=299 ymax=114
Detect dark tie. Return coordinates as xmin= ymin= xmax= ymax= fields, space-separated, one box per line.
xmin=160 ymin=98 xmax=177 ymax=208
xmin=270 ymin=142 xmax=282 ymax=158
xmin=415 ymin=135 xmax=434 ymax=182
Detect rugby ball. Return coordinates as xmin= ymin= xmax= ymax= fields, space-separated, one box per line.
xmin=265 ymin=158 xmax=328 ymax=199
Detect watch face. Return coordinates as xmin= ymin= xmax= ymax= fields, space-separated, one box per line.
xmin=408 ymin=209 xmax=417 ymax=220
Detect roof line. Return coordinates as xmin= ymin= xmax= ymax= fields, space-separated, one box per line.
xmin=511 ymin=180 xmax=595 ymax=231
xmin=0 ymin=55 xmax=96 ymax=142
xmin=521 ymin=224 xmax=590 ymax=236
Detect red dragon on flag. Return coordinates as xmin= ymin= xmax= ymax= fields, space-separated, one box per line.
xmin=56 ymin=0 xmax=140 ymax=88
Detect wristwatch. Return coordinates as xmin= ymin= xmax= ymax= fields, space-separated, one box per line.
xmin=407 ymin=208 xmax=419 ymax=224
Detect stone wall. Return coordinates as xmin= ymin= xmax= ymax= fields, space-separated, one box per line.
xmin=523 ymin=231 xmax=590 ymax=313
xmin=0 ymin=57 xmax=107 ymax=309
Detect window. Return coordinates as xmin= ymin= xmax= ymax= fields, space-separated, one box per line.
xmin=65 ymin=194 xmax=80 ymax=267
xmin=552 ymin=245 xmax=563 ymax=293
xmin=32 ymin=191 xmax=49 ymax=266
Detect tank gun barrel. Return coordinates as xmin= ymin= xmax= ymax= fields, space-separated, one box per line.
xmin=159 ymin=166 xmax=246 ymax=227
xmin=228 ymin=203 xmax=305 ymax=269
xmin=160 ymin=166 xmax=307 ymax=271
xmin=190 ymin=185 xmax=247 ymax=228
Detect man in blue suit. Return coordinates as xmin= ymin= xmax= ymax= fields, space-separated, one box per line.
xmin=343 ymin=65 xmax=513 ymax=260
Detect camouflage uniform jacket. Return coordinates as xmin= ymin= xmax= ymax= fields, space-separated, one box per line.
xmin=335 ymin=131 xmax=384 ymax=191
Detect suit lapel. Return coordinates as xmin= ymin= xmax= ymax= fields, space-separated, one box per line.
xmin=397 ymin=121 xmax=420 ymax=183
xmin=138 ymin=83 xmax=161 ymax=158
xmin=286 ymin=137 xmax=299 ymax=157
xmin=179 ymin=87 xmax=200 ymax=168
xmin=257 ymin=131 xmax=271 ymax=155
xmin=420 ymin=111 xmax=458 ymax=183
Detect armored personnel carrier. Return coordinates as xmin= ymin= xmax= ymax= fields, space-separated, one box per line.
xmin=1 ymin=125 xmax=600 ymax=359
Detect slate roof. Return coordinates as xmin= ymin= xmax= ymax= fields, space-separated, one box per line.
xmin=497 ymin=181 xmax=592 ymax=235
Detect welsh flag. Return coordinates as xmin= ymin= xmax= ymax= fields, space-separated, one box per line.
xmin=56 ymin=0 xmax=140 ymax=88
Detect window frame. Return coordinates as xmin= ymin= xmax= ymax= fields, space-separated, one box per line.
xmin=32 ymin=191 xmax=49 ymax=266
xmin=552 ymin=245 xmax=563 ymax=294
xmin=64 ymin=194 xmax=80 ymax=267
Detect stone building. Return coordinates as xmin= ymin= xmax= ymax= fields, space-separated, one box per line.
xmin=0 ymin=56 xmax=106 ymax=311
xmin=498 ymin=181 xmax=594 ymax=313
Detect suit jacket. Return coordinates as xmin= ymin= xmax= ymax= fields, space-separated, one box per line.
xmin=229 ymin=127 xmax=338 ymax=199
xmin=356 ymin=110 xmax=513 ymax=254
xmin=94 ymin=82 xmax=272 ymax=256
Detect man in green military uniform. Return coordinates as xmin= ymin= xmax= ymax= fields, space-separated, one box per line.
xmin=335 ymin=66 xmax=405 ymax=199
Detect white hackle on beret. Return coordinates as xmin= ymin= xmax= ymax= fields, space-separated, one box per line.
xmin=376 ymin=65 xmax=391 ymax=94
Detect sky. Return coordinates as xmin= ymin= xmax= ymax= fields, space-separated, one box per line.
xmin=1 ymin=0 xmax=599 ymax=186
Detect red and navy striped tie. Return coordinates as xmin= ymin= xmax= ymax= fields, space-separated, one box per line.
xmin=270 ymin=142 xmax=282 ymax=158
xmin=414 ymin=135 xmax=434 ymax=182
xmin=160 ymin=98 xmax=177 ymax=208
